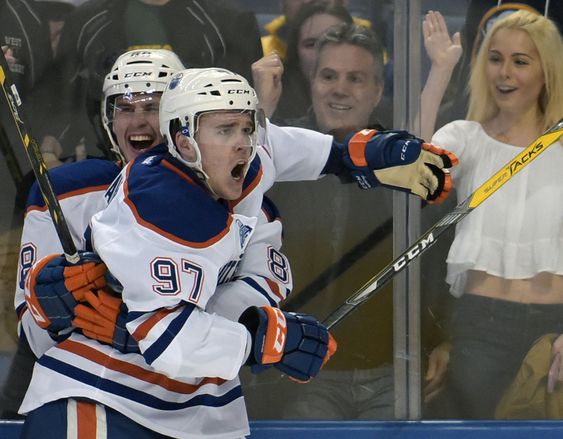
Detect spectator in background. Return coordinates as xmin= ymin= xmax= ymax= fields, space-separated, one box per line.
xmin=436 ymin=0 xmax=562 ymax=128
xmin=268 ymin=24 xmax=394 ymax=419
xmin=35 ymin=0 xmax=79 ymax=57
xmin=251 ymin=17 xmax=462 ymax=420
xmin=33 ymin=0 xmax=88 ymax=169
xmin=47 ymin=0 xmax=264 ymax=160
xmin=0 ymin=0 xmax=53 ymax=102
xmin=425 ymin=9 xmax=563 ymax=419
xmin=261 ymin=0 xmax=371 ymax=59
xmin=270 ymin=0 xmax=354 ymax=122
xmin=284 ymin=21 xmax=385 ymax=131
xmin=0 ymin=0 xmax=79 ymax=206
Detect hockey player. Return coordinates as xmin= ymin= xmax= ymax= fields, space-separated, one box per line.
xmin=14 ymin=48 xmax=185 ymax=360
xmin=20 ymin=66 xmax=458 ymax=437
xmin=0 ymin=48 xmax=187 ymax=419
xmin=12 ymin=47 xmax=297 ymax=405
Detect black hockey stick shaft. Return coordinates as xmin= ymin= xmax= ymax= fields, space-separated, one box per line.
xmin=0 ymin=52 xmax=79 ymax=263
xmin=323 ymin=119 xmax=563 ymax=329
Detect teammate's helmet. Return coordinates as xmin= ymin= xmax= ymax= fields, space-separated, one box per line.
xmin=102 ymin=49 xmax=184 ymax=161
xmin=159 ymin=68 xmax=259 ymax=181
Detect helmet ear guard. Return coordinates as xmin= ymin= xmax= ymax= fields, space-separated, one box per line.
xmin=101 ymin=49 xmax=185 ymax=162
xmin=159 ymin=68 xmax=261 ymax=181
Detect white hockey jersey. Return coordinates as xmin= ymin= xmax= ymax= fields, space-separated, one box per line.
xmin=19 ymin=122 xmax=333 ymax=438
xmin=16 ymin=158 xmax=120 ymax=357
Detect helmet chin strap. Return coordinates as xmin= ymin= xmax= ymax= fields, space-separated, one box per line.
xmin=180 ymin=135 xmax=220 ymax=198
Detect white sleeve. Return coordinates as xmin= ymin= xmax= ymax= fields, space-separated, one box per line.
xmin=125 ymin=304 xmax=251 ymax=380
xmin=265 ymin=120 xmax=333 ymax=182
xmin=19 ymin=311 xmax=57 ymax=358
xmin=15 ymin=193 xmax=107 ymax=357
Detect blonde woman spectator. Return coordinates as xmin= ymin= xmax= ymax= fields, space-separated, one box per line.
xmin=425 ymin=10 xmax=563 ymax=419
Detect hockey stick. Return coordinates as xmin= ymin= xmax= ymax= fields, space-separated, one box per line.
xmin=323 ymin=119 xmax=563 ymax=329
xmin=0 ymin=51 xmax=79 ymax=263
xmin=282 ymin=217 xmax=392 ymax=311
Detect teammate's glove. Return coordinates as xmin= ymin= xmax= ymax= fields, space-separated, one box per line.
xmin=73 ymin=288 xmax=140 ymax=354
xmin=24 ymin=252 xmax=107 ymax=332
xmin=239 ymin=306 xmax=337 ymax=382
xmin=333 ymin=129 xmax=458 ymax=203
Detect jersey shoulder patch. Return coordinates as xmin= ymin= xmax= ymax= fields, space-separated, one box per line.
xmin=124 ymin=156 xmax=231 ymax=246
xmin=26 ymin=159 xmax=121 ymax=209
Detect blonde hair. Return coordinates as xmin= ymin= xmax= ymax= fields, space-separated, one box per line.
xmin=467 ymin=10 xmax=563 ymax=130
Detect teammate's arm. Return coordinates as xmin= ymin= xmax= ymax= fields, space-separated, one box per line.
xmin=265 ymin=121 xmax=457 ymax=203
xmin=323 ymin=129 xmax=458 ymax=203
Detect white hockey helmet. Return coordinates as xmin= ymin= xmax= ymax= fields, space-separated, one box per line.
xmin=102 ymin=49 xmax=185 ymax=161
xmin=159 ymin=67 xmax=260 ymax=182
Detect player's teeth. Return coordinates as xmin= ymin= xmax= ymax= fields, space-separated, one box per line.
xmin=130 ymin=135 xmax=151 ymax=141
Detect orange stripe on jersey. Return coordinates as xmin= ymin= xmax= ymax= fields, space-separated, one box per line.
xmin=265 ymin=278 xmax=285 ymax=301
xmin=348 ymin=129 xmax=378 ymax=167
xmin=161 ymin=159 xmax=199 ymax=186
xmin=132 ymin=306 xmax=181 ymax=341
xmin=57 ymin=339 xmax=225 ymax=393
xmin=26 ymin=184 xmax=111 ymax=214
xmin=228 ymin=165 xmax=263 ymax=210
xmin=123 ymin=164 xmax=233 ymax=248
xmin=76 ymin=400 xmax=97 ymax=439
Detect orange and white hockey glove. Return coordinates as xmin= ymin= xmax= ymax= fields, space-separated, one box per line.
xmin=25 ymin=252 xmax=107 ymax=332
xmin=239 ymin=306 xmax=337 ymax=383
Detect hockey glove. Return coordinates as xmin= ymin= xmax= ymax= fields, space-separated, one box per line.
xmin=24 ymin=252 xmax=107 ymax=332
xmin=334 ymin=129 xmax=458 ymax=203
xmin=239 ymin=306 xmax=337 ymax=382
xmin=73 ymin=288 xmax=140 ymax=354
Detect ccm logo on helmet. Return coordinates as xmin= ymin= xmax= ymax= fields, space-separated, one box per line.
xmin=227 ymin=89 xmax=251 ymax=94
xmin=124 ymin=72 xmax=152 ymax=78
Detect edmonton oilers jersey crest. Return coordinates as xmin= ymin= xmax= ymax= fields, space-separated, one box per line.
xmin=236 ymin=219 xmax=252 ymax=249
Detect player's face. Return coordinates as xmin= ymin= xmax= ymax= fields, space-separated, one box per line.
xmin=486 ymin=28 xmax=545 ymax=116
xmin=112 ymin=93 xmax=163 ymax=162
xmin=311 ymin=43 xmax=382 ymax=134
xmin=194 ymin=111 xmax=255 ymax=200
xmin=298 ymin=13 xmax=344 ymax=79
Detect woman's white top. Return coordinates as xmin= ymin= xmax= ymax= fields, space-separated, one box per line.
xmin=432 ymin=120 xmax=563 ymax=297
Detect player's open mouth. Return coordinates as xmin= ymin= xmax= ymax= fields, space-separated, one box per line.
xmin=231 ymin=161 xmax=247 ymax=180
xmin=129 ymin=134 xmax=154 ymax=150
